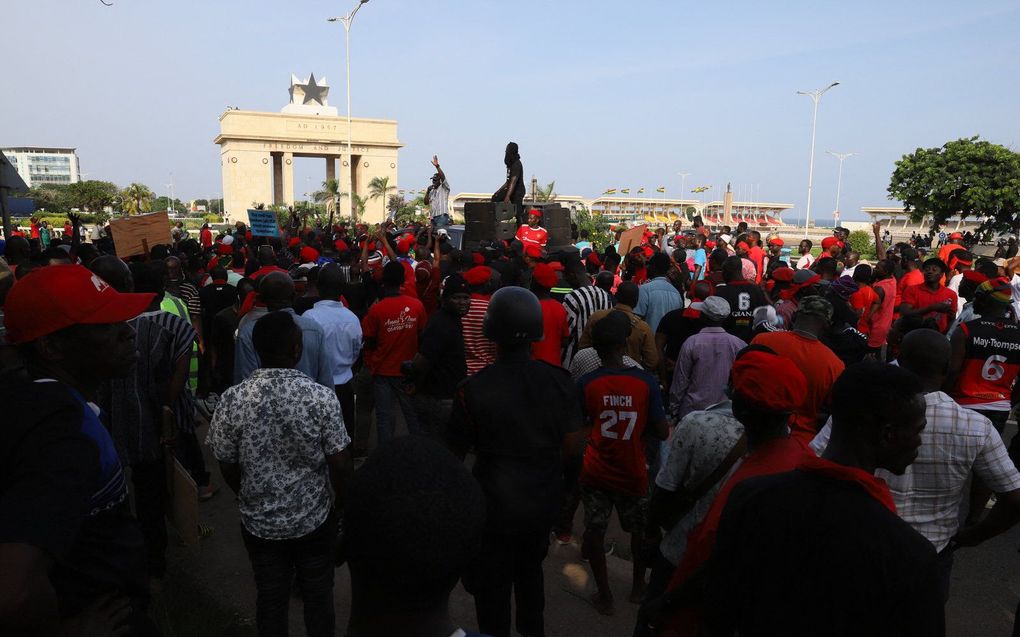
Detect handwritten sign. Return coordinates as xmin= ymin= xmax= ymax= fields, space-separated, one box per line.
xmin=617 ymin=224 xmax=648 ymax=256
xmin=109 ymin=211 xmax=171 ymax=257
xmin=248 ymin=209 xmax=280 ymax=237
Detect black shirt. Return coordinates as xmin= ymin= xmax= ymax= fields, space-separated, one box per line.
xmin=508 ymin=159 xmax=525 ymax=204
xmin=713 ymin=281 xmax=768 ymax=343
xmin=199 ymin=282 xmax=237 ymax=341
xmin=0 ymin=379 xmax=147 ymax=618
xmin=656 ymin=308 xmax=703 ymax=364
xmin=210 ymin=306 xmax=239 ymax=394
xmin=448 ymin=351 xmax=582 ymax=533
xmin=705 ymin=469 xmax=943 ymax=637
xmin=418 ymin=308 xmax=467 ymax=398
xmin=293 ymin=295 xmax=321 ymax=315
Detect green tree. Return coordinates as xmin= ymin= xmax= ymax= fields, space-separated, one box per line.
xmin=573 ymin=205 xmax=613 ymax=248
xmin=351 ymin=194 xmax=368 ymax=222
xmin=27 ymin=184 xmax=71 ymax=212
xmin=888 ymin=136 xmax=1020 ymax=235
xmin=368 ymin=176 xmax=396 ymax=220
xmin=66 ymin=180 xmax=119 ymax=213
xmin=121 ymin=182 xmax=153 ymax=215
xmin=535 ymin=180 xmax=557 ymax=202
xmin=313 ymin=178 xmax=345 ymax=225
xmin=152 ymin=196 xmax=186 ymax=215
xmin=847 ymin=229 xmax=876 ymax=259
xmin=686 ymin=206 xmax=697 ymax=217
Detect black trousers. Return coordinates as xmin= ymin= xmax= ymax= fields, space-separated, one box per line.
xmin=241 ymin=516 xmax=337 ymax=637
xmin=463 ymin=529 xmax=549 ymax=637
xmin=335 ymin=380 xmax=355 ymax=435
xmin=632 ymin=548 xmax=676 ymax=637
xmin=131 ymin=459 xmax=168 ymax=578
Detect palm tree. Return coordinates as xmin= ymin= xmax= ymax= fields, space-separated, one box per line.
xmin=535 ymin=180 xmax=557 ymax=202
xmin=351 ymin=194 xmax=368 ymax=222
xmin=368 ymin=176 xmax=396 ymax=221
xmin=121 ymin=183 xmax=153 ymax=215
xmin=312 ymin=178 xmax=345 ymax=227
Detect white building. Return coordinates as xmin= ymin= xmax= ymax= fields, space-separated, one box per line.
xmin=1 ymin=147 xmax=81 ymax=188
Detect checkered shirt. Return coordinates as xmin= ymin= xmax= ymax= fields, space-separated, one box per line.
xmin=811 ymin=391 xmax=1020 ymax=551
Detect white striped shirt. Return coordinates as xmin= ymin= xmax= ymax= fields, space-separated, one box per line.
xmin=428 ymin=180 xmax=451 ymax=219
xmin=561 ymin=286 xmax=614 ymax=368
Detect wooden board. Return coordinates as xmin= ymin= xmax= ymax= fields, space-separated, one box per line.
xmin=109 ymin=211 xmax=172 ymax=257
xmin=617 ymin=224 xmax=648 ymax=256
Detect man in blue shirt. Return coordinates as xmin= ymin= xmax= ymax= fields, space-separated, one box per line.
xmin=234 ymin=271 xmax=333 ymax=388
xmin=635 ymin=253 xmax=683 ymax=333
xmin=304 ymin=264 xmax=363 ymax=430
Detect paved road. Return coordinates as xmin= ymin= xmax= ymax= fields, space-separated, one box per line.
xmin=156 ymin=422 xmax=1020 ymax=636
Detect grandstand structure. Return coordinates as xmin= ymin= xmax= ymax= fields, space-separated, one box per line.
xmin=862 ymin=206 xmax=986 ymax=234
xmin=450 ymin=192 xmax=794 ymax=230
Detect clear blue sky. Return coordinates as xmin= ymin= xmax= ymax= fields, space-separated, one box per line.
xmin=5 ymin=0 xmax=1019 ymax=221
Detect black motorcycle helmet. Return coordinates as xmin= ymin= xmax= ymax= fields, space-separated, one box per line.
xmin=482 ymin=286 xmax=543 ymax=345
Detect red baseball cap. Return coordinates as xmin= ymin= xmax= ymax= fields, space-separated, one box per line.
xmin=768 ymin=236 xmax=784 ymax=246
xmin=532 ymin=263 xmax=558 ymax=289
xmin=4 ymin=265 xmax=154 ymax=344
xmin=299 ymin=246 xmax=320 ymax=263
xmin=821 ymin=236 xmax=843 ymax=250
xmin=949 ymin=232 xmax=964 ymax=240
xmin=528 ymin=208 xmax=542 ymax=218
xmin=730 ymin=348 xmax=808 ymax=413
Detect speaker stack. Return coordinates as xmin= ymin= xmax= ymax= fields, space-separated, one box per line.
xmin=462 ymin=201 xmax=574 ymax=254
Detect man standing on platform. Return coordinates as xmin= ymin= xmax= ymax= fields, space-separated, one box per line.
xmin=424 ymin=155 xmax=451 ymax=231
xmin=493 ymin=142 xmax=525 ymax=209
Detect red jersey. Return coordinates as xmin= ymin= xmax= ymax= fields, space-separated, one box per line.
xmin=938 ymin=243 xmax=965 ymax=265
xmin=532 ymin=298 xmax=568 ymax=367
xmin=361 ymin=295 xmax=427 ymax=376
xmin=951 ymin=318 xmax=1020 ymax=411
xmin=515 ymin=225 xmax=548 ymax=249
xmin=901 ymin=283 xmax=958 ymax=333
xmin=869 ymin=278 xmax=897 ymax=348
xmin=578 ymin=367 xmax=665 ymax=496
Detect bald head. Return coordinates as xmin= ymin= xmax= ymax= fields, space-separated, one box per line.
xmin=165 ymin=256 xmax=182 ymax=279
xmin=258 ymin=271 xmax=295 ymax=310
xmin=595 ymin=270 xmax=614 ymax=292
xmin=89 ymin=255 xmax=133 ymax=293
xmin=898 ymin=328 xmax=950 ymax=386
xmin=258 ymin=245 xmax=276 ymax=266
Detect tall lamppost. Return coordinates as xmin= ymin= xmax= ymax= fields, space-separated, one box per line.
xmin=677 ymin=172 xmax=690 ymax=219
xmin=796 ymin=81 xmax=839 ymax=236
xmin=826 ymin=151 xmax=855 ymax=217
xmin=328 ymin=0 xmax=370 ymax=221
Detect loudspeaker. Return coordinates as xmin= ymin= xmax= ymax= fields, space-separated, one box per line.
xmin=464 ymin=201 xmax=519 ymax=224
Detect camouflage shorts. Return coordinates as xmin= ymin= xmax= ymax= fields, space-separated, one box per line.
xmin=581 ymin=484 xmax=648 ymax=534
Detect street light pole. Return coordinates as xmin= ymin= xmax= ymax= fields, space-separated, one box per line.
xmin=796 ymin=81 xmax=839 ymax=237
xmin=328 ymin=0 xmax=370 ymax=223
xmin=677 ymin=172 xmax=690 ymax=219
xmin=826 ymin=151 xmax=855 ymax=216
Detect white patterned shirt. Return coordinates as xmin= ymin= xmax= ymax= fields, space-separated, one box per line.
xmin=655 ymin=401 xmax=745 ymax=565
xmin=428 ymin=179 xmax=451 ymax=219
xmin=208 ymin=367 xmax=350 ymax=540
xmin=810 ymin=391 xmax=1020 ymax=551
xmin=569 ymin=347 xmax=640 ymax=381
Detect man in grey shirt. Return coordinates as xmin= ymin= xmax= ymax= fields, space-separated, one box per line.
xmin=424 ymin=155 xmax=451 ymax=230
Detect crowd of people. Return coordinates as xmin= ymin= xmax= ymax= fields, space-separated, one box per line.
xmin=4 ymin=193 xmax=1020 ymax=637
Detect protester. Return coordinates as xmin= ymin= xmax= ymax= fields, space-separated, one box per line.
xmin=531 ymin=262 xmax=569 ymax=366
xmin=448 ymin=286 xmax=584 ymax=637
xmin=795 ymin=239 xmax=814 ymax=270
xmin=751 ymin=296 xmax=845 ymax=444
xmin=669 ymin=296 xmax=746 ymax=424
xmin=424 ymin=154 xmax=452 ymax=229
xmin=515 ymin=209 xmax=549 ymax=250
xmin=361 ymin=261 xmax=427 ymax=442
xmin=581 ymin=281 xmax=658 ymax=370
xmin=577 ymin=311 xmax=668 ymax=615
xmin=344 ymin=437 xmax=486 ymax=637
xmin=208 ymin=310 xmax=352 ymax=637
xmin=714 ymin=255 xmax=767 ymax=343
xmin=900 ymin=257 xmax=958 ymax=334
xmin=635 ymin=253 xmax=683 ymax=333
xmin=703 ymin=363 xmax=942 ymax=637
xmin=561 ymin=270 xmax=615 ymax=367
xmin=304 ymin=263 xmax=364 ymax=433
xmin=1 ymin=264 xmax=154 ymax=634
xmin=408 ymin=273 xmax=470 ymax=440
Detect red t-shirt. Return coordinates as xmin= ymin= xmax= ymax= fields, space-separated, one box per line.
xmin=849 ymin=284 xmax=879 ymax=335
xmin=532 ymin=298 xmax=569 ymax=367
xmin=200 ymin=228 xmax=213 ymax=248
xmin=361 ymin=295 xmax=427 ymax=376
xmin=900 ymin=283 xmax=958 ymax=333
xmin=415 ymin=262 xmax=441 ymax=316
xmin=515 ymin=225 xmax=548 ymax=248
xmin=747 ymin=245 xmax=765 ymax=284
xmin=578 ymin=367 xmax=665 ymax=496
xmin=894 ymin=269 xmax=923 ymax=315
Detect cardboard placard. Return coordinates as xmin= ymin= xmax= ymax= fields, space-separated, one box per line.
xmin=247 ymin=209 xmax=280 ymax=237
xmin=108 ymin=211 xmax=172 ymax=257
xmin=617 ymin=224 xmax=647 ymax=256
